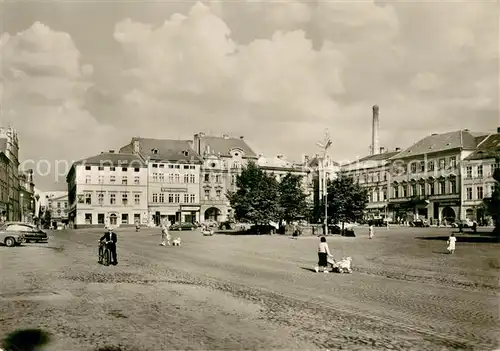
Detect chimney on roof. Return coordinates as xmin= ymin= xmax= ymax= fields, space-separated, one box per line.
xmin=380 ymin=147 xmax=385 ymax=153
xmin=371 ymin=105 xmax=380 ymax=155
xmin=395 ymin=147 xmax=401 ymax=152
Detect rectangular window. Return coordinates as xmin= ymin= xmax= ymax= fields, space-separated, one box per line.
xmin=122 ymin=167 xmax=127 ymax=172
xmin=85 ymin=166 xmax=91 ymax=171
xmin=121 ymin=213 xmax=128 ymax=224
xmin=122 ymin=193 xmax=128 ymax=205
xmin=477 ymin=165 xmax=483 ymax=178
xmin=122 ymin=176 xmax=127 ymax=185
xmin=85 ymin=192 xmax=92 ymax=205
xmin=438 ymin=158 xmax=445 ymax=170
xmin=134 ymin=194 xmax=140 ymax=205
xmin=477 ymin=186 xmax=483 ymax=199
xmin=152 ymin=193 xmax=158 ymax=203
xmin=204 ymin=189 xmax=210 ymax=200
xmin=85 ymin=175 xmax=91 ymax=184
xmin=159 ymin=173 xmax=164 ymax=182
xmin=449 ymin=157 xmax=457 ymax=169
xmin=466 ymin=187 xmax=472 ymax=200
xmin=216 ymin=174 xmax=221 ymax=183
xmin=420 ymin=184 xmax=425 ymax=196
xmin=174 ymin=174 xmax=180 ymax=183
xmin=174 ymin=194 xmax=180 ymax=203
xmin=383 ymin=172 xmax=387 ymax=181
xmin=184 ymin=194 xmax=189 ymax=203
xmin=190 ymin=194 xmax=195 ymax=203
xmin=168 ymin=174 xmax=174 ymax=183
xmin=393 ymin=186 xmax=399 ymax=198
xmin=466 ymin=166 xmax=472 ymax=178
xmin=168 ymin=194 xmax=174 ymax=203
xmin=110 ymin=167 xmax=115 ymax=171
xmin=373 ymin=191 xmax=378 ymax=202
xmin=152 ymin=173 xmax=158 ymax=182
xmin=98 ymin=192 xmax=104 ymax=205
xmin=85 ymin=213 xmax=92 ymax=224
xmin=419 ymin=161 xmax=425 ymax=172
xmin=383 ymin=189 xmax=387 ymax=201
xmin=98 ymin=213 xmax=105 ymax=224
xmin=134 ymin=176 xmax=140 ymax=184
xmin=134 ymin=213 xmax=141 ymax=223
xmin=98 ymin=175 xmax=104 ymax=184
xmin=184 ymin=174 xmax=189 ymax=183
xmin=216 ymin=190 xmax=222 ymax=200
xmin=204 ymin=174 xmax=210 ymax=182
xmin=98 ymin=166 xmax=104 ymax=171
xmin=411 ymin=183 xmax=417 ymax=196
xmin=159 ymin=193 xmax=165 ymax=203
xmin=110 ymin=175 xmax=116 ymax=183
xmin=168 ymin=165 xmax=174 ymax=169
xmin=403 ymin=186 xmax=408 ymax=198
xmin=428 ymin=161 xmax=435 ymax=172
xmin=491 ymin=164 xmax=498 ymax=176
xmin=159 ymin=164 xmax=164 ymax=168
xmin=410 ymin=163 xmax=417 ymax=174
xmin=190 ymin=174 xmax=195 ymax=183
xmin=450 ymin=179 xmax=456 ymax=194
xmin=134 ymin=167 xmax=140 ymax=172
xmin=439 ymin=181 xmax=446 ymax=194
xmin=184 ymin=165 xmax=189 ymax=169
xmin=110 ymin=193 xmax=116 ymax=205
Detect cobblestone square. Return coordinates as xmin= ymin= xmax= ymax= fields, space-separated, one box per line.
xmin=1 ymin=226 xmax=498 ymax=350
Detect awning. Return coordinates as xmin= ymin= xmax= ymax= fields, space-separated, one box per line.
xmin=366 ymin=203 xmax=387 ymax=209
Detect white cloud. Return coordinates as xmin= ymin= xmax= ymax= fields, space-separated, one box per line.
xmin=410 ymin=72 xmax=444 ymax=91
xmin=0 ymin=21 xmax=117 ymax=189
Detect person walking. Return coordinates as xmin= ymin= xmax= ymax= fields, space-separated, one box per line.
xmin=446 ymin=233 xmax=456 ymax=254
xmin=160 ymin=221 xmax=171 ymax=246
xmin=314 ymin=236 xmax=333 ymax=273
xmin=368 ymin=223 xmax=374 ymax=239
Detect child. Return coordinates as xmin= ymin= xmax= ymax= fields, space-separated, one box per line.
xmin=446 ymin=233 xmax=456 ymax=254
xmin=161 ymin=222 xmax=171 ymax=246
xmin=369 ymin=223 xmax=374 ymax=239
xmin=315 ymin=236 xmax=333 ymax=273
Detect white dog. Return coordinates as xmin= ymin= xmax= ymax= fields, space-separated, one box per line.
xmin=172 ymin=237 xmax=181 ymax=246
xmin=328 ymin=256 xmax=352 ymax=273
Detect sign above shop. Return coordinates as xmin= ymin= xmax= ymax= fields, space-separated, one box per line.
xmin=161 ymin=187 xmax=187 ymax=192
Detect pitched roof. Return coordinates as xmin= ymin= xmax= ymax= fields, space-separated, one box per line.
xmin=342 ymin=151 xmax=398 ymax=167
xmin=74 ymin=152 xmax=145 ymax=167
xmin=464 ymin=133 xmax=500 ymax=161
xmin=306 ymin=156 xmax=339 ymax=168
xmin=120 ymin=138 xmax=202 ymax=163
xmin=201 ymin=136 xmax=257 ymax=158
xmin=389 ymin=130 xmax=481 ymax=159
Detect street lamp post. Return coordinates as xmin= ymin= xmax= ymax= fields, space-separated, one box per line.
xmin=317 ymin=129 xmax=332 ymax=235
xmin=20 ymin=193 xmax=24 ymax=222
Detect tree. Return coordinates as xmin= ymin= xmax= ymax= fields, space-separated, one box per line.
xmin=326 ymin=172 xmax=368 ymax=229
xmin=484 ymin=166 xmax=500 ymax=234
xmin=227 ymin=162 xmax=281 ymax=225
xmin=278 ymin=173 xmax=308 ymax=224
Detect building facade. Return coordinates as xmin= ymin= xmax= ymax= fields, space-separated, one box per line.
xmin=342 ymin=150 xmax=399 ymax=221
xmin=461 ymin=132 xmax=500 ymax=225
xmin=19 ymin=170 xmax=36 ymax=223
xmin=0 ymin=151 xmax=9 ymax=221
xmin=387 ymin=130 xmax=489 ymax=224
xmin=47 ymin=193 xmax=69 ymax=226
xmin=120 ymin=138 xmax=202 ymax=226
xmin=67 ymin=151 xmax=148 ymax=228
xmin=193 ymin=133 xmax=258 ymax=222
xmin=0 ymin=127 xmax=20 ymax=221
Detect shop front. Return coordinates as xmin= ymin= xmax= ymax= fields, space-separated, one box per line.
xmin=180 ymin=205 xmax=200 ymax=223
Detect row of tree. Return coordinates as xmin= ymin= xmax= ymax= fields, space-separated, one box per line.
xmin=227 ymin=162 xmax=369 ymax=226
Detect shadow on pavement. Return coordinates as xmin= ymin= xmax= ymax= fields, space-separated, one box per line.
xmin=300 ymin=267 xmax=317 ymax=273
xmin=417 ymin=236 xmax=500 ymax=243
xmin=2 ymin=329 xmax=51 ymax=351
xmin=432 ymin=250 xmax=450 ymax=255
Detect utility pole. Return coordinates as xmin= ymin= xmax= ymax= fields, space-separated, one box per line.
xmin=316 ymin=129 xmax=332 ymax=235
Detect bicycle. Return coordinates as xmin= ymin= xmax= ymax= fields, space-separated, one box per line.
xmin=98 ymin=241 xmax=112 ymax=266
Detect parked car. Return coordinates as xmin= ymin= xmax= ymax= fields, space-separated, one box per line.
xmin=0 ymin=222 xmax=47 ymax=246
xmin=412 ymin=219 xmax=430 ymax=227
xmin=248 ymin=224 xmax=277 ymax=234
xmin=169 ymin=222 xmax=196 ymax=231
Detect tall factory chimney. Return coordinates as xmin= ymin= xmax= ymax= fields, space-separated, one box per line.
xmin=371 ymin=105 xmax=380 ymax=155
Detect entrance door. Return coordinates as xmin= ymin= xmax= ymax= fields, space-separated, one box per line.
xmin=433 ymin=202 xmax=439 ymax=219
xmin=155 ymin=211 xmax=160 ymax=226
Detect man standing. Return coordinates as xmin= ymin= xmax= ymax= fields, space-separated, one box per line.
xmin=99 ymin=228 xmax=118 ymax=265
xmin=368 ymin=222 xmax=374 ymax=239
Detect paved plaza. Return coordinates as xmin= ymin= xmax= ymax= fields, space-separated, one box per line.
xmin=1 ymin=226 xmax=498 ymax=350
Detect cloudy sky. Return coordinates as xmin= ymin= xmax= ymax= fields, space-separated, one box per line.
xmin=0 ymin=0 xmax=498 ymax=190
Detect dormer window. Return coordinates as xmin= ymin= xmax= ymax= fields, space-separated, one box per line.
xmin=183 ymin=150 xmax=189 ymax=157
xmin=151 ymin=148 xmax=158 ymax=154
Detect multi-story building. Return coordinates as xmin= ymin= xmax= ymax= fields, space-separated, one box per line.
xmin=120 ymin=138 xmax=202 ymax=226
xmin=42 ymin=191 xmax=69 ymax=227
xmin=258 ymin=154 xmax=308 ymax=183
xmin=461 ymin=131 xmax=500 ymax=224
xmin=67 ymin=151 xmax=148 ymax=228
xmin=0 ymin=150 xmax=9 ymax=222
xmin=387 ymin=130 xmax=489 ymax=224
xmin=19 ymin=169 xmax=36 ymax=223
xmin=0 ymin=127 xmax=20 ymax=221
xmin=192 ymin=133 xmax=258 ymax=222
xmin=342 ymin=149 xmax=400 ymax=221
